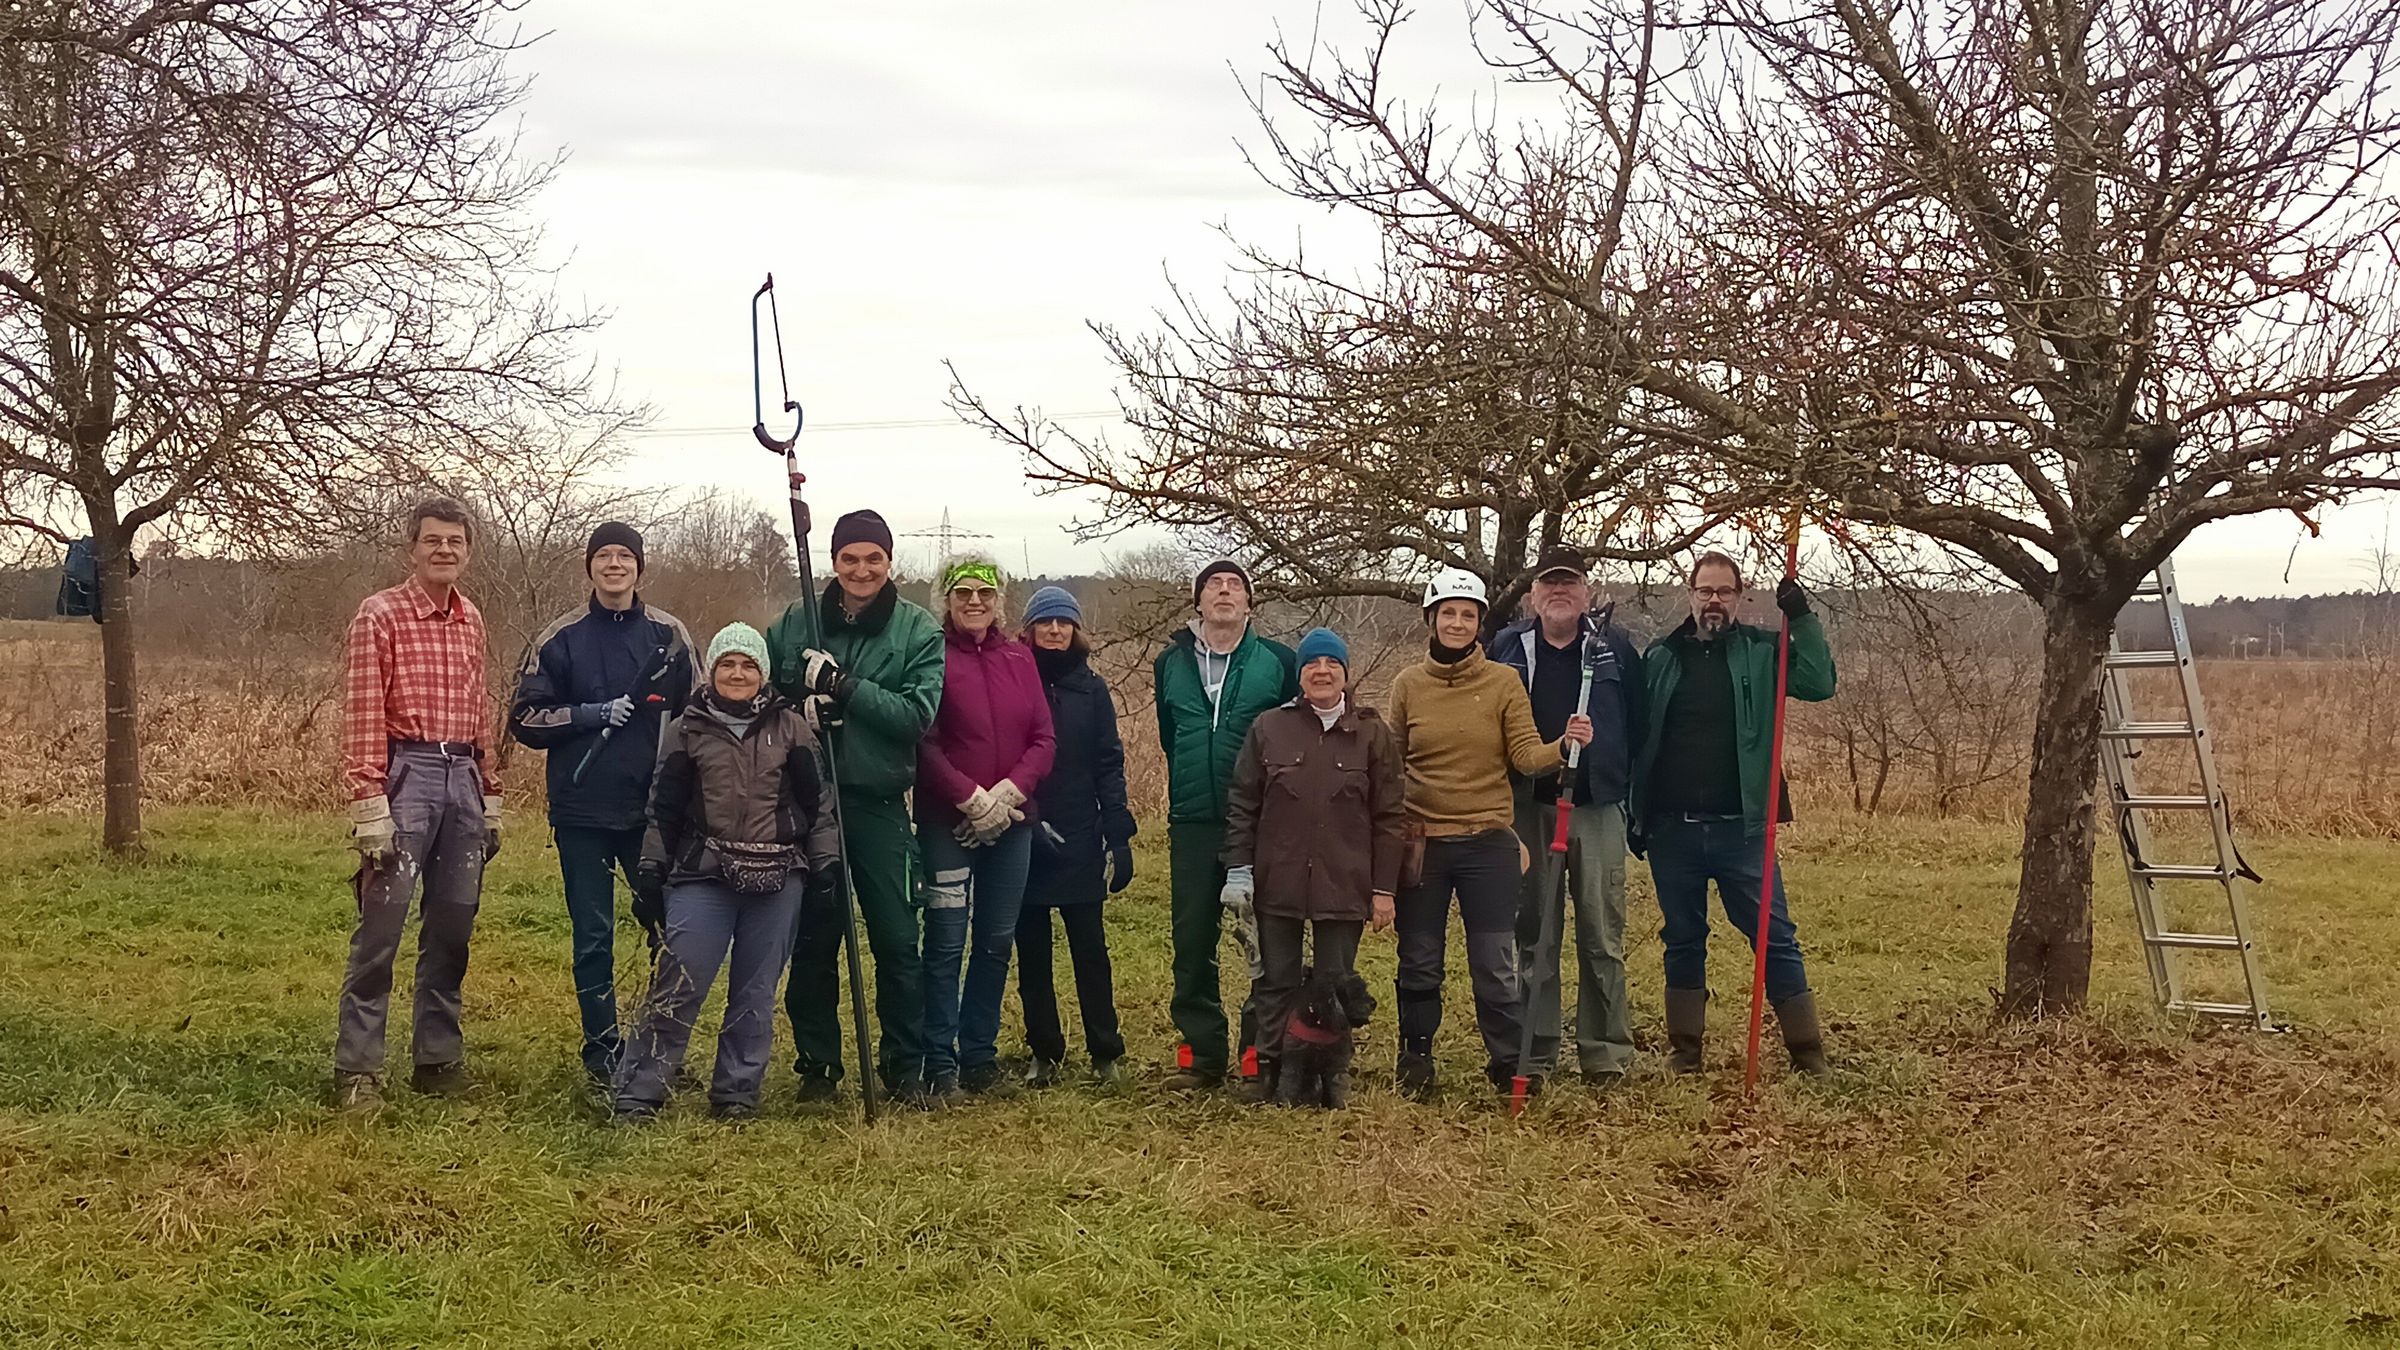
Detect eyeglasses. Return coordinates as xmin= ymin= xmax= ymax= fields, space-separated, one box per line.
xmin=1691 ymin=586 xmax=1740 ymax=600
xmin=949 ymin=587 xmax=999 ymax=603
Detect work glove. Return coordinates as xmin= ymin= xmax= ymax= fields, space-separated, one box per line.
xmin=801 ymin=648 xmax=854 ymax=704
xmin=804 ymin=858 xmax=845 ymax=913
xmin=483 ymin=796 xmax=503 ymax=861
xmin=573 ymin=697 xmax=635 ymax=731
xmin=990 ymin=779 xmax=1027 ymax=813
xmin=799 ymin=693 xmax=839 ymax=735
xmin=1775 ymin=576 xmax=1811 ymax=619
xmin=1106 ymin=842 xmax=1135 ymax=895
xmin=349 ymin=796 xmax=397 ymax=866
xmin=955 ymin=787 xmax=1018 ymax=848
xmin=632 ymin=860 xmax=668 ymax=922
xmin=1218 ymin=864 xmax=1255 ymax=915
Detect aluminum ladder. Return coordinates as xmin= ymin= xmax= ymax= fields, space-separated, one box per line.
xmin=2101 ymin=557 xmax=2275 ymax=1029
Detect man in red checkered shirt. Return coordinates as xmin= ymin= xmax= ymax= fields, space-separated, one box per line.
xmin=333 ymin=498 xmax=502 ymax=1112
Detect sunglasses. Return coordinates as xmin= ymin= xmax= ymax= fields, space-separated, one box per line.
xmin=949 ymin=586 xmax=1000 ymax=603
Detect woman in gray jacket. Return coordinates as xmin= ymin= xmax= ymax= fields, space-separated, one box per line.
xmin=615 ymin=623 xmax=839 ymax=1123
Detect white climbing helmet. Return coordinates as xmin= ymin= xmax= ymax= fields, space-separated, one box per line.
xmin=1421 ymin=568 xmax=1488 ymax=614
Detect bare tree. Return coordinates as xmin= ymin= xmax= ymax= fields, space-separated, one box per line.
xmin=0 ymin=1 xmax=634 ymax=851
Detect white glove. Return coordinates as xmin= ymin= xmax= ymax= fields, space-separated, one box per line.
xmin=1218 ymin=864 xmax=1254 ymax=914
xmin=801 ymin=648 xmax=845 ymax=697
xmin=603 ymin=695 xmax=635 ymax=729
xmin=349 ymin=796 xmax=396 ymax=865
xmin=799 ymin=693 xmax=835 ymax=734
xmin=990 ymin=779 xmax=1026 ymax=812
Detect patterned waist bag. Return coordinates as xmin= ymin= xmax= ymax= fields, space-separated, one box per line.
xmin=709 ymin=838 xmax=799 ymax=896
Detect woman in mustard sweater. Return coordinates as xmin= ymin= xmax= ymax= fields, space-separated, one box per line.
xmin=1384 ymin=570 xmax=1589 ymax=1098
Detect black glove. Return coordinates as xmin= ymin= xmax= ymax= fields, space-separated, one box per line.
xmin=1626 ymin=823 xmax=1649 ymax=862
xmin=1775 ymin=576 xmax=1810 ymax=619
xmin=1106 ymin=842 xmax=1136 ymax=895
xmin=806 ymin=859 xmax=846 ymax=912
xmin=633 ymin=861 xmax=667 ymax=921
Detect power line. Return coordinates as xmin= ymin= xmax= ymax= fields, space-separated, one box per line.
xmin=621 ymin=409 xmax=1120 ymax=440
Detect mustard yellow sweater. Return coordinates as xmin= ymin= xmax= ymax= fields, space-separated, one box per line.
xmin=1385 ymin=646 xmax=1567 ymax=835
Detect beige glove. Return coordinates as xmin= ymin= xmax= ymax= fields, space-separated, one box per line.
xmin=990 ymin=780 xmax=1026 ymax=812
xmin=483 ymin=795 xmax=503 ymax=861
xmin=349 ymin=796 xmax=396 ymax=865
xmin=969 ymin=791 xmax=1022 ymax=847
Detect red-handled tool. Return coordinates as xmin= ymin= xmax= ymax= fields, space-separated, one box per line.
xmin=1742 ymin=510 xmax=1806 ymax=1097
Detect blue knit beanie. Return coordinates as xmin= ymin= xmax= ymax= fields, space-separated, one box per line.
xmin=1023 ymin=585 xmax=1082 ymax=627
xmin=1295 ymin=627 xmax=1349 ymax=670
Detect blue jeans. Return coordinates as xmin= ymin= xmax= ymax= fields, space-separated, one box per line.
xmin=921 ymin=824 xmax=1033 ymax=1079
xmin=554 ymin=825 xmax=645 ymax=1079
xmin=1646 ymin=814 xmax=1810 ymax=1002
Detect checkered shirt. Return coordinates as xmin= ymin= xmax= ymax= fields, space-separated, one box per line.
xmin=342 ymin=578 xmax=498 ymax=801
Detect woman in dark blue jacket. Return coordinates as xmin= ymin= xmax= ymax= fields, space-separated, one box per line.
xmin=1016 ymin=587 xmax=1136 ymax=1087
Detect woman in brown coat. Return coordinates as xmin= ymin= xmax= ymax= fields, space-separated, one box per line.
xmin=1223 ymin=627 xmax=1407 ymax=1097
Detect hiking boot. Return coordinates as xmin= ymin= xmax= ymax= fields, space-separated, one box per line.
xmin=1395 ymin=1052 xmax=1437 ymax=1100
xmin=1664 ymin=988 xmax=1708 ymax=1076
xmin=1585 ymin=1069 xmax=1626 ymax=1093
xmin=1774 ymin=991 xmax=1831 ymax=1076
xmin=409 ymin=1062 xmax=469 ymax=1098
xmin=333 ymin=1071 xmax=384 ymax=1113
xmin=611 ymin=1101 xmax=660 ymax=1127
xmin=1089 ymin=1057 xmax=1134 ymax=1090
xmin=1229 ymin=1058 xmax=1278 ymax=1105
xmin=1161 ymin=1065 xmax=1223 ymax=1093
xmin=960 ymin=1062 xmax=1018 ymax=1098
xmin=886 ymin=1073 xmax=936 ymax=1111
xmin=1024 ymin=1057 xmax=1063 ymax=1089
xmin=795 ymin=1074 xmax=841 ymax=1106
xmin=926 ymin=1071 xmax=964 ymax=1108
xmin=709 ymin=1101 xmax=758 ymax=1124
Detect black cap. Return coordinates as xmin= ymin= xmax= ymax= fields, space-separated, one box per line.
xmin=586 ymin=521 xmax=645 ymax=574
xmin=828 ymin=509 xmax=894 ymax=560
xmin=1193 ymin=557 xmax=1252 ymax=605
xmin=1532 ymin=548 xmax=1586 ymax=581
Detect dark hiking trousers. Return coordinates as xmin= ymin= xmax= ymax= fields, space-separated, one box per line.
xmin=1017 ymin=902 xmax=1125 ymax=1065
xmin=787 ymin=790 xmax=927 ymax=1089
xmin=554 ymin=824 xmax=645 ymax=1080
xmin=1168 ymin=820 xmax=1258 ymax=1076
xmin=1395 ymin=828 xmax=1524 ymax=1083
xmin=1256 ymin=915 xmax=1363 ymax=1064
xmin=616 ymin=875 xmax=803 ymax=1113
xmin=334 ymin=743 xmax=488 ymax=1075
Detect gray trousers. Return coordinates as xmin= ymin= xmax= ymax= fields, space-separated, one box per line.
xmin=1256 ymin=914 xmax=1363 ymax=1064
xmin=1513 ymin=793 xmax=1634 ymax=1075
xmin=615 ymin=875 xmax=804 ymax=1112
xmin=1394 ymin=828 xmax=1524 ymax=1081
xmin=335 ymin=745 xmax=489 ymax=1075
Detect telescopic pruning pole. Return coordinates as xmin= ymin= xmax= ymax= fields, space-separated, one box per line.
xmin=1742 ymin=510 xmax=1806 ymax=1098
xmin=1511 ymin=627 xmax=1599 ymax=1118
xmin=753 ymin=274 xmax=877 ymax=1124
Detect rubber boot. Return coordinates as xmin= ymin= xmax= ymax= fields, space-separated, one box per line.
xmin=1663 ymin=987 xmax=1707 ymax=1075
xmin=1395 ymin=1036 xmax=1437 ymax=1099
xmin=1231 ymin=1056 xmax=1277 ymax=1105
xmin=1773 ymin=991 xmax=1830 ymax=1076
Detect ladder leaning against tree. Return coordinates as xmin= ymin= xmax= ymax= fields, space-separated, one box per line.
xmin=2101 ymin=556 xmax=2279 ymax=1031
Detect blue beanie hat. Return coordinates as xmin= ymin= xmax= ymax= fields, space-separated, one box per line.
xmin=1295 ymin=627 xmax=1349 ymax=670
xmin=1023 ymin=585 xmax=1082 ymax=627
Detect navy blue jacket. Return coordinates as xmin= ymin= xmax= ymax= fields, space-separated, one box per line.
xmin=1488 ymin=605 xmax=1645 ymax=806
xmin=1027 ymin=646 xmax=1137 ymax=905
xmin=509 ymin=596 xmax=697 ymax=832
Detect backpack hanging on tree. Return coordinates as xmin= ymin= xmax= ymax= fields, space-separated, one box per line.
xmin=56 ymin=538 xmax=99 ymax=621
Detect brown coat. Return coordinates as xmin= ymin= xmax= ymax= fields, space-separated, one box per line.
xmin=1223 ymin=700 xmax=1408 ymax=921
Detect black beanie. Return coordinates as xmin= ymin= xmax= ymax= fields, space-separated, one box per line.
xmin=585 ymin=521 xmax=644 ymax=574
xmin=1192 ymin=557 xmax=1252 ymax=605
xmin=829 ymin=509 xmax=894 ymax=560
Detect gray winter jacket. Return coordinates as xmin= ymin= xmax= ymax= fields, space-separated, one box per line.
xmin=642 ymin=696 xmax=841 ymax=886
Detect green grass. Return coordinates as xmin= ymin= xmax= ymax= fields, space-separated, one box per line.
xmin=2 ymin=808 xmax=2396 ymax=1347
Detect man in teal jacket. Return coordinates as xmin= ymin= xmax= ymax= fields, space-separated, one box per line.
xmin=768 ymin=509 xmax=946 ymax=1105
xmin=1631 ymin=550 xmax=1837 ymax=1078
xmin=1154 ymin=558 xmax=1296 ymax=1091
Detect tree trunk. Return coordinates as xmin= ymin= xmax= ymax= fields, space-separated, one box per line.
xmin=94 ymin=521 xmax=144 ymax=855
xmin=1999 ymin=599 xmax=2114 ymax=1016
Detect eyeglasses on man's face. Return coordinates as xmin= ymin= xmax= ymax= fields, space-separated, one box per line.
xmin=1690 ymin=585 xmax=1740 ymax=600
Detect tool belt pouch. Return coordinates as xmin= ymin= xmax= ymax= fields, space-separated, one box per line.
xmin=710 ymin=838 xmax=797 ymax=896
xmin=1398 ymin=819 xmax=1426 ymax=890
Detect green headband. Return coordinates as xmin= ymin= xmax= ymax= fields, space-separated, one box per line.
xmin=942 ymin=560 xmax=1002 ymax=592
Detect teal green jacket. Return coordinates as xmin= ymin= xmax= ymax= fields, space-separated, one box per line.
xmin=765 ymin=582 xmax=945 ymax=799
xmin=1153 ymin=625 xmax=1297 ymax=825
xmin=1631 ymin=614 xmax=1836 ymax=837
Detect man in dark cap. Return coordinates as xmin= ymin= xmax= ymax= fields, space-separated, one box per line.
xmin=509 ymin=521 xmax=697 ymax=1090
xmin=766 ymin=507 xmax=946 ymax=1107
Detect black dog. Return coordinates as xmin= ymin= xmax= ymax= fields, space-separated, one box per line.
xmin=1276 ymin=964 xmax=1376 ymax=1109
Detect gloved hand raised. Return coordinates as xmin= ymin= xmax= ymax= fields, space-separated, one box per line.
xmin=801 ymin=649 xmax=853 ymax=703
xmin=349 ymin=796 xmax=397 ymax=866
xmin=1775 ymin=576 xmax=1811 ymax=619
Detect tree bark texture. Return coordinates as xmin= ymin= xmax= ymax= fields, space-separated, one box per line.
xmin=94 ymin=523 xmax=143 ymax=855
xmin=2000 ymin=600 xmax=2114 ymax=1016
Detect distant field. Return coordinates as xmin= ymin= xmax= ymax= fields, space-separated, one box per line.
xmin=0 ymin=808 xmax=2394 ymax=1347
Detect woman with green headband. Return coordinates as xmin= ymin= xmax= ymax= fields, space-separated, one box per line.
xmin=915 ymin=557 xmax=1056 ymax=1101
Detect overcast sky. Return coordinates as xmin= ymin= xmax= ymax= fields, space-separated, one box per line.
xmin=518 ymin=1 xmax=2398 ymax=601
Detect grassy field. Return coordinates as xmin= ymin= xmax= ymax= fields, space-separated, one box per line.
xmin=1 ymin=809 xmax=2396 ymax=1348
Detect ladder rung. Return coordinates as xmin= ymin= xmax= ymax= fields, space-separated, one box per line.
xmin=2145 ymin=931 xmax=2246 ymax=951
xmin=2131 ymin=863 xmax=2233 ymax=881
xmin=2103 ymin=722 xmax=2198 ymax=739
xmin=2129 ymin=579 xmax=2166 ymax=598
xmin=2105 ymin=650 xmax=2181 ymax=669
xmin=2166 ymin=1000 xmax=2266 ymax=1020
xmin=2118 ymin=794 xmax=2213 ymax=810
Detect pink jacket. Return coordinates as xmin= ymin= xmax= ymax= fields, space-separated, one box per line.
xmin=916 ymin=623 xmax=1056 ymax=829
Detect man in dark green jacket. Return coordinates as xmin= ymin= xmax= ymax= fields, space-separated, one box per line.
xmin=767 ymin=509 xmax=946 ymax=1104
xmin=1631 ymin=550 xmax=1837 ymax=1078
xmin=1154 ymin=558 xmax=1296 ymax=1091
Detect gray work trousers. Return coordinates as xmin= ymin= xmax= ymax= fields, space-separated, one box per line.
xmin=616 ymin=875 xmax=804 ymax=1113
xmin=334 ymin=744 xmax=489 ymax=1075
xmin=1512 ymin=793 xmax=1634 ymax=1075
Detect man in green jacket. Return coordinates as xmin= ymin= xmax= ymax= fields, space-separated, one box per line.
xmin=1154 ymin=558 xmax=1297 ymax=1092
xmin=1631 ymin=550 xmax=1837 ymax=1078
xmin=768 ymin=509 xmax=946 ymax=1104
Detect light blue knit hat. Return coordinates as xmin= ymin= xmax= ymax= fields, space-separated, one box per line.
xmin=704 ymin=622 xmax=770 ymax=679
